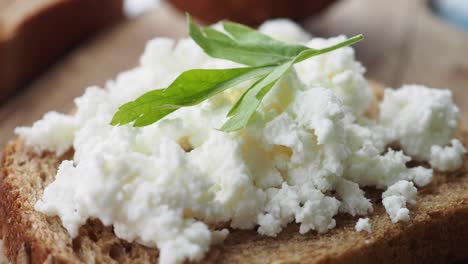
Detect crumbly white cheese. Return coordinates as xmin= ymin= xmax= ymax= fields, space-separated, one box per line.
xmin=16 ymin=20 xmax=465 ymax=264
xmin=355 ymin=218 xmax=372 ymax=233
xmin=379 ymin=85 xmax=460 ymax=160
xmin=345 ymin=147 xmax=433 ymax=189
xmin=15 ymin=111 xmax=78 ymax=156
xmin=294 ymin=36 xmax=372 ymax=116
xmin=286 ymin=87 xmax=349 ymax=191
xmin=257 ymin=182 xmax=341 ymax=236
xmin=258 ymin=19 xmax=311 ymax=43
xmin=336 ymin=179 xmax=373 ymax=216
xmin=430 ymin=139 xmax=466 ymax=171
xmin=382 ymin=180 xmax=417 ymax=223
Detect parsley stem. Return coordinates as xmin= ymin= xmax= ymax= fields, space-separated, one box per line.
xmin=294 ymin=34 xmax=364 ymax=64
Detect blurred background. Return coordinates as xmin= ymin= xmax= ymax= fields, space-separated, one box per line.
xmin=0 ymin=0 xmax=467 ymax=147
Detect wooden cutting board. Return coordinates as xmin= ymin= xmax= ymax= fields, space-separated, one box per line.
xmin=1 ymin=0 xmax=468 ymax=151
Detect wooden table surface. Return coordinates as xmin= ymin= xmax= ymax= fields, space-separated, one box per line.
xmin=1 ymin=0 xmax=467 ymax=152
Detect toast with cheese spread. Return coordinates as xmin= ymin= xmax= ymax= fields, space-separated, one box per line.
xmin=1 ymin=84 xmax=467 ymax=263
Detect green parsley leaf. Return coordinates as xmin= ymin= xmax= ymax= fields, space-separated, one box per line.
xmin=188 ymin=15 xmax=309 ymax=67
xmin=111 ymin=66 xmax=273 ymax=127
xmin=294 ymin=34 xmax=364 ymax=63
xmin=219 ymin=35 xmax=364 ymax=131
xmin=111 ymin=16 xmax=364 ymax=131
xmin=221 ymin=61 xmax=294 ymax=132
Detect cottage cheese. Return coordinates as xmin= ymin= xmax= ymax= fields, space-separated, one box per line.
xmin=15 ymin=111 xmax=78 ymax=156
xmin=355 ymin=218 xmax=372 ymax=233
xmin=345 ymin=147 xmax=433 ymax=189
xmin=15 ymin=20 xmax=465 ymax=264
xmin=294 ymin=36 xmax=372 ymax=116
xmin=379 ymin=85 xmax=460 ymax=160
xmin=258 ymin=19 xmax=311 ymax=44
xmin=382 ymin=180 xmax=417 ymax=223
xmin=430 ymin=139 xmax=466 ymax=171
xmin=336 ymin=178 xmax=373 ymax=216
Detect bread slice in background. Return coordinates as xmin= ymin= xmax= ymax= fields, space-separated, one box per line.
xmin=1 ymin=83 xmax=468 ymax=263
xmin=0 ymin=0 xmax=123 ymax=102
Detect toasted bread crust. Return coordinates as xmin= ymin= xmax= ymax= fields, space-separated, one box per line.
xmin=1 ymin=85 xmax=468 ymax=263
xmin=0 ymin=0 xmax=123 ymax=102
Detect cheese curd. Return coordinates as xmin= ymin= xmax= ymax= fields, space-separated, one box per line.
xmin=430 ymin=139 xmax=466 ymax=171
xmin=382 ymin=180 xmax=417 ymax=223
xmin=379 ymin=85 xmax=460 ymax=160
xmin=15 ymin=20 xmax=466 ymax=264
xmin=336 ymin=179 xmax=373 ymax=216
xmin=15 ymin=111 xmax=78 ymax=156
xmin=258 ymin=19 xmax=311 ymax=44
xmin=355 ymin=218 xmax=372 ymax=233
xmin=294 ymin=36 xmax=372 ymax=116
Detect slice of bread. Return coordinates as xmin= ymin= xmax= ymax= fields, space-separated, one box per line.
xmin=1 ymin=84 xmax=468 ymax=263
xmin=0 ymin=0 xmax=123 ymax=102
